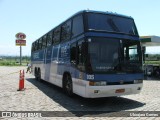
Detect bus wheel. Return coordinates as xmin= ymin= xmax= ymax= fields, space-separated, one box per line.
xmin=36 ymin=69 xmax=41 ymax=82
xmin=34 ymin=68 xmax=37 ymax=79
xmin=64 ymin=75 xmax=73 ymax=97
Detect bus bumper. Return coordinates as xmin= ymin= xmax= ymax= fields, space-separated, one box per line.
xmin=85 ymin=83 xmax=143 ymax=98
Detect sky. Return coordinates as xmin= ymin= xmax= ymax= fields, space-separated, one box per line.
xmin=0 ymin=0 xmax=160 ymax=56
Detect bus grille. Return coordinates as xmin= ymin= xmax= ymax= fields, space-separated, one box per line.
xmin=107 ymin=81 xmax=134 ymax=85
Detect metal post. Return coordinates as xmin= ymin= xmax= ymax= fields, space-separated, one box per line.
xmin=20 ymin=45 xmax=22 ymax=65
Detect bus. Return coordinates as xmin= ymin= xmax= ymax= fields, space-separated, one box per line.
xmin=31 ymin=10 xmax=143 ymax=98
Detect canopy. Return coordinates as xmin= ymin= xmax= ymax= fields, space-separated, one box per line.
xmin=141 ymin=36 xmax=160 ymax=46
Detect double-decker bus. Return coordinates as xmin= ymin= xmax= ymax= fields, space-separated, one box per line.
xmin=31 ymin=10 xmax=143 ymax=98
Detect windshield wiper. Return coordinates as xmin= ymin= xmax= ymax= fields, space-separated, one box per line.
xmin=107 ymin=18 xmax=120 ymax=32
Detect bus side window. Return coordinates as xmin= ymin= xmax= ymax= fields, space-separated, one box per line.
xmin=53 ymin=27 xmax=61 ymax=44
xmin=61 ymin=20 xmax=71 ymax=42
xmin=42 ymin=35 xmax=47 ymax=49
xmin=47 ymin=31 xmax=53 ymax=47
xmin=35 ymin=40 xmax=39 ymax=51
xmin=31 ymin=43 xmax=35 ymax=52
xmin=77 ymin=40 xmax=85 ymax=71
xmin=34 ymin=41 xmax=36 ymax=51
xmin=72 ymin=14 xmax=84 ymax=38
xmin=31 ymin=42 xmax=34 ymax=52
xmin=70 ymin=43 xmax=77 ymax=65
xmin=39 ymin=38 xmax=42 ymax=50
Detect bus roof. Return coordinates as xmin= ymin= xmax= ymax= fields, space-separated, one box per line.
xmin=72 ymin=10 xmax=133 ymax=19
xmin=54 ymin=10 xmax=133 ymax=31
xmin=34 ymin=10 xmax=133 ymax=43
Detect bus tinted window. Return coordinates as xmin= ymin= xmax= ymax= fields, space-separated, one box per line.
xmin=77 ymin=40 xmax=85 ymax=71
xmin=70 ymin=42 xmax=77 ymax=64
xmin=87 ymin=13 xmax=138 ymax=36
xmin=53 ymin=27 xmax=61 ymax=44
xmin=47 ymin=31 xmax=53 ymax=46
xmin=61 ymin=20 xmax=71 ymax=41
xmin=39 ymin=38 xmax=42 ymax=49
xmin=31 ymin=43 xmax=35 ymax=52
xmin=72 ymin=15 xmax=84 ymax=38
xmin=42 ymin=35 xmax=47 ymax=49
xmin=35 ymin=40 xmax=39 ymax=51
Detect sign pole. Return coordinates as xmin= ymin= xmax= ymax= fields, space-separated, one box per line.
xmin=20 ymin=45 xmax=22 ymax=65
xmin=15 ymin=32 xmax=26 ymax=66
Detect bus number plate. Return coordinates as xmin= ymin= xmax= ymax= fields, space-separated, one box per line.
xmin=115 ymin=89 xmax=125 ymax=93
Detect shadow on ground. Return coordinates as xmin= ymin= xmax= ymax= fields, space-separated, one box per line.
xmin=26 ymin=78 xmax=145 ymax=117
xmin=144 ymin=76 xmax=160 ymax=81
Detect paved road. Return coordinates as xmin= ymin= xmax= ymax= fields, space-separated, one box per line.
xmin=0 ymin=66 xmax=160 ymax=120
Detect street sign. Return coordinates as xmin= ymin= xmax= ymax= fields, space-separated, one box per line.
xmin=15 ymin=32 xmax=26 ymax=65
xmin=15 ymin=33 xmax=26 ymax=40
xmin=16 ymin=40 xmax=26 ymax=46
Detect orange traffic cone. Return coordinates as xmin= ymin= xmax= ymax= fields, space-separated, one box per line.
xmin=17 ymin=70 xmax=25 ymax=91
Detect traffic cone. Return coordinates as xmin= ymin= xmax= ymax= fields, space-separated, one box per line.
xmin=17 ymin=70 xmax=25 ymax=91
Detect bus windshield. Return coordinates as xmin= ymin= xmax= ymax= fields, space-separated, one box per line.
xmin=87 ymin=38 xmax=142 ymax=73
xmin=87 ymin=13 xmax=138 ymax=36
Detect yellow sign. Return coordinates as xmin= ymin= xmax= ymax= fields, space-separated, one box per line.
xmin=16 ymin=40 xmax=26 ymax=46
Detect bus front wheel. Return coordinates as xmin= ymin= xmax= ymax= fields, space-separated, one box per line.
xmin=63 ymin=74 xmax=73 ymax=97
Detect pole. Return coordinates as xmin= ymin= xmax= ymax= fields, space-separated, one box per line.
xmin=20 ymin=45 xmax=22 ymax=65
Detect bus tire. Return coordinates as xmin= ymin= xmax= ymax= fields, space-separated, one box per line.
xmin=36 ymin=68 xmax=41 ymax=82
xmin=63 ymin=74 xmax=73 ymax=97
xmin=34 ymin=67 xmax=37 ymax=80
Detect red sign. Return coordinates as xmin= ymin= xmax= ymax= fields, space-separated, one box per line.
xmin=15 ymin=33 xmax=26 ymax=39
xmin=16 ymin=40 xmax=26 ymax=46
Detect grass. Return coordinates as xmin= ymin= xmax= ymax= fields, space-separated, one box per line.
xmin=144 ymin=61 xmax=160 ymax=65
xmin=0 ymin=60 xmax=30 ymax=66
xmin=0 ymin=61 xmax=28 ymax=66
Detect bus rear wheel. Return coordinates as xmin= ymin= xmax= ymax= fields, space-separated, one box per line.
xmin=64 ymin=75 xmax=73 ymax=97
xmin=36 ymin=69 xmax=41 ymax=82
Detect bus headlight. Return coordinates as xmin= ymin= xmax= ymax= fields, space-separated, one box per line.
xmin=134 ymin=79 xmax=143 ymax=84
xmin=89 ymin=81 xmax=107 ymax=86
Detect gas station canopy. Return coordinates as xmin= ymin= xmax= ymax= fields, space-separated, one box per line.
xmin=140 ymin=36 xmax=160 ymax=76
xmin=141 ymin=36 xmax=160 ymax=46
